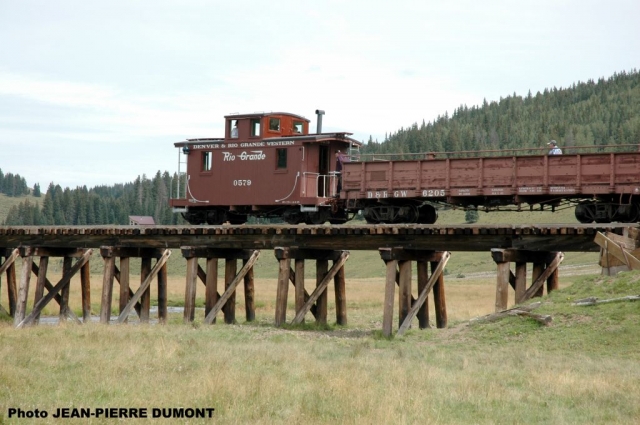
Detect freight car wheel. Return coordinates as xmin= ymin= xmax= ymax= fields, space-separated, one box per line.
xmin=417 ymin=205 xmax=438 ymax=224
xmin=574 ymin=203 xmax=595 ymax=223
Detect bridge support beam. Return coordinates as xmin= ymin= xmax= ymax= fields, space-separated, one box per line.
xmin=274 ymin=248 xmax=349 ymax=327
xmin=100 ymin=247 xmax=170 ymax=324
xmin=492 ymin=249 xmax=564 ymax=312
xmin=14 ymin=247 xmax=93 ymax=328
xmin=0 ymin=248 xmax=19 ymax=317
xmin=379 ymin=248 xmax=450 ymax=337
xmin=181 ymin=247 xmax=259 ymax=325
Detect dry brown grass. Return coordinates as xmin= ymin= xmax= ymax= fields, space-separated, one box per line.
xmin=2 ymin=267 xmax=639 ymax=424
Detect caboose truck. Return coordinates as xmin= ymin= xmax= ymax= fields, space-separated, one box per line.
xmin=170 ymin=110 xmax=361 ymax=225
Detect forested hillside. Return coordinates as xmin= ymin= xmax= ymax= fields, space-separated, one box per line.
xmin=2 ymin=172 xmax=184 ymax=226
xmin=0 ymin=169 xmax=33 ymax=197
xmin=3 ymin=69 xmax=639 ymax=226
xmin=362 ymin=69 xmax=640 ymax=155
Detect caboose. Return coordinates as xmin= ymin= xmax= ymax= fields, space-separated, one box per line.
xmin=170 ymin=110 xmax=361 ymax=224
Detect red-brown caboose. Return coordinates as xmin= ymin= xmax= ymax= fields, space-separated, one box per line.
xmin=170 ymin=110 xmax=360 ymax=224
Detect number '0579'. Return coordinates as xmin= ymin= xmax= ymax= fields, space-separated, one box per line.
xmin=233 ymin=180 xmax=252 ymax=186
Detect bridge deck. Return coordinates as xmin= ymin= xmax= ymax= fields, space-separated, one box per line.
xmin=0 ymin=223 xmax=632 ymax=252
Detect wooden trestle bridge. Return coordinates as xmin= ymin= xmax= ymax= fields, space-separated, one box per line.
xmin=0 ymin=223 xmax=632 ymax=337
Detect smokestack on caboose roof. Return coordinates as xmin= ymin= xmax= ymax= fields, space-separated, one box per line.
xmin=315 ymin=109 xmax=325 ymax=134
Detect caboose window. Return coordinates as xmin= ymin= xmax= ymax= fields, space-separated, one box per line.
xmin=202 ymin=152 xmax=212 ymax=171
xmin=276 ymin=148 xmax=287 ymax=169
xmin=269 ymin=118 xmax=281 ymax=132
xmin=251 ymin=118 xmax=261 ymax=137
xmin=293 ymin=121 xmax=303 ymax=134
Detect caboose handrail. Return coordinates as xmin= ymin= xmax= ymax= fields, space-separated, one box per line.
xmin=354 ymin=143 xmax=640 ymax=162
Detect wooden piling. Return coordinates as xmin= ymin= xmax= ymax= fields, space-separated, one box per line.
xmin=416 ymin=261 xmax=430 ymax=329
xmin=224 ymin=259 xmax=237 ymax=324
xmin=294 ymin=259 xmax=305 ymax=323
xmin=333 ymin=260 xmax=347 ymax=326
xmin=204 ymin=258 xmax=218 ymax=322
xmin=275 ymin=248 xmax=291 ymax=327
xmin=243 ymin=258 xmax=255 ymax=322
xmin=398 ymin=260 xmax=412 ymax=328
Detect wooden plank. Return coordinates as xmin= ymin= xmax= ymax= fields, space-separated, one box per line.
xmin=416 ymin=261 xmax=430 ymax=329
xmin=223 ymin=258 xmax=237 ymax=324
xmin=289 ymin=265 xmax=319 ymax=319
xmin=5 ymin=260 xmax=17 ymax=316
xmin=118 ymin=257 xmax=130 ymax=321
xmin=17 ymin=249 xmax=93 ymax=328
xmin=397 ymin=252 xmax=451 ymax=335
xmin=333 ymin=260 xmax=347 ymax=326
xmin=274 ymin=257 xmax=291 ymax=326
xmin=157 ymin=261 xmax=168 ymax=323
xmin=398 ymin=260 xmax=412 ymax=328
xmin=204 ymin=250 xmax=260 ymax=325
xmin=204 ymin=258 xmax=218 ymax=322
xmin=382 ymin=260 xmax=397 ymax=337
xmin=514 ymin=262 xmax=527 ymax=304
xmin=315 ymin=259 xmax=329 ymax=325
xmin=0 ymin=248 xmax=19 ymax=275
xmin=59 ymin=257 xmax=72 ymax=322
xmin=291 ymin=251 xmax=349 ymax=325
xmin=80 ymin=261 xmax=91 ymax=322
xmin=495 ymin=261 xmax=510 ymax=312
xmin=14 ymin=253 xmax=34 ymax=326
xmin=521 ymin=252 xmax=565 ymax=302
xmin=431 ymin=259 xmax=448 ymax=329
xmin=243 ymin=257 xmax=255 ymax=322
xmin=116 ymin=249 xmax=171 ymax=323
xmin=33 ymin=256 xmax=49 ymax=324
xmin=294 ymin=259 xmax=305 ymax=323
xmin=532 ymin=262 xmax=545 ymax=297
xmin=139 ymin=258 xmax=152 ymax=323
xmin=184 ymin=257 xmax=198 ymax=323
xmin=594 ymin=231 xmax=640 ymax=270
xmin=100 ymin=256 xmax=116 ymax=324
xmin=31 ymin=261 xmax=81 ymax=324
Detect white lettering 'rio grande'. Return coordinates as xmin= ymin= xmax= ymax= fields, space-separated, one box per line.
xmin=222 ymin=151 xmax=266 ymax=161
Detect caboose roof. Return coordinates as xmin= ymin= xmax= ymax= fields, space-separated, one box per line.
xmin=224 ymin=111 xmax=310 ymax=122
xmin=174 ymin=133 xmax=361 ymax=147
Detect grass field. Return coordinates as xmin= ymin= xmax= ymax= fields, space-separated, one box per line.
xmin=1 ymin=263 xmax=639 ymax=423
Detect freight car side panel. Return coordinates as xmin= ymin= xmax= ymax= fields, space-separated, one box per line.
xmin=343 ymin=152 xmax=640 ymax=202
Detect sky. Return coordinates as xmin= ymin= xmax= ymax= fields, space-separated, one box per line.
xmin=1 ymin=0 xmax=639 ymax=189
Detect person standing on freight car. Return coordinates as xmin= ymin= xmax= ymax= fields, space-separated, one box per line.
xmin=335 ymin=150 xmax=347 ymax=195
xmin=547 ymin=140 xmax=562 ymax=155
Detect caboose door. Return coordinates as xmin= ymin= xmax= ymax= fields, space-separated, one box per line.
xmin=318 ymin=145 xmax=329 ymax=197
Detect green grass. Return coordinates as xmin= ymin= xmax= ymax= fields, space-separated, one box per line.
xmin=0 ymin=271 xmax=638 ymax=424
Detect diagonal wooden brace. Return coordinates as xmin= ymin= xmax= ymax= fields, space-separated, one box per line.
xmin=31 ymin=262 xmax=81 ymax=324
xmin=0 ymin=249 xmax=19 ymax=275
xmin=397 ymin=252 xmax=451 ymax=336
xmin=290 ymin=251 xmax=349 ymax=325
xmin=116 ymin=250 xmax=171 ymax=323
xmin=16 ymin=249 xmax=93 ymax=328
xmin=203 ymin=250 xmax=260 ymax=324
xmin=520 ymin=252 xmax=564 ymax=302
